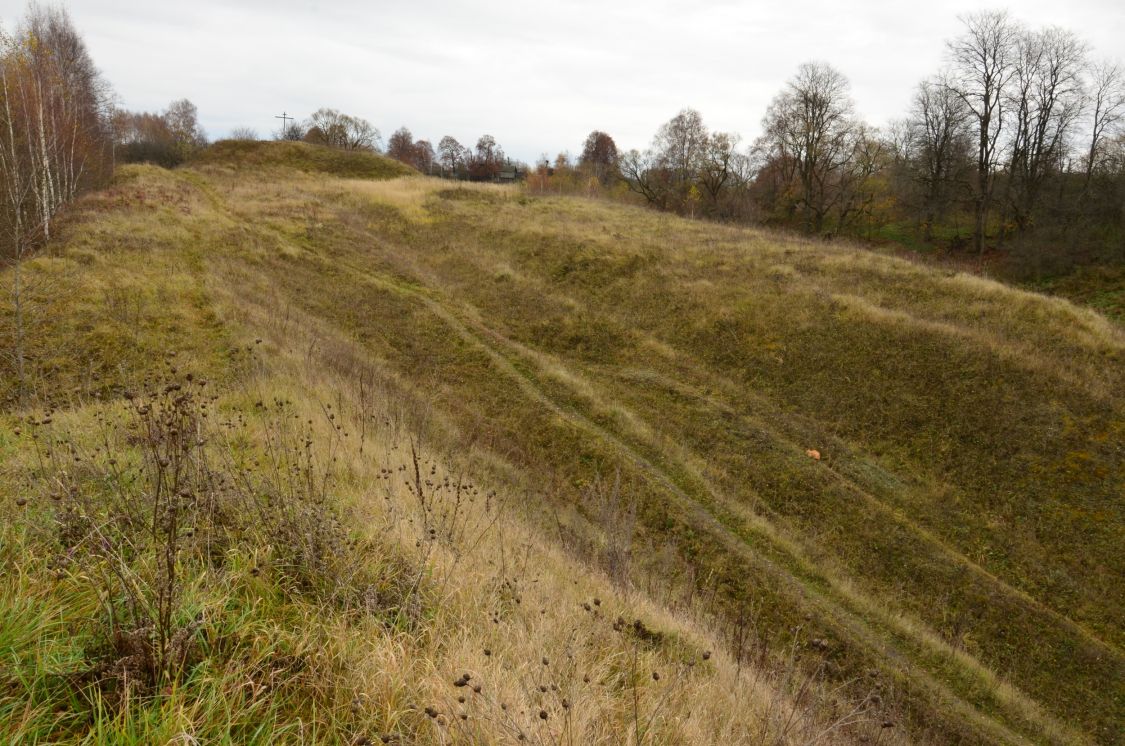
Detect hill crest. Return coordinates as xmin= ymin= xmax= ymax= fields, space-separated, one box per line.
xmin=196 ymin=138 xmax=417 ymax=179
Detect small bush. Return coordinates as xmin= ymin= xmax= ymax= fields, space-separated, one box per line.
xmin=15 ymin=356 xmax=414 ymax=715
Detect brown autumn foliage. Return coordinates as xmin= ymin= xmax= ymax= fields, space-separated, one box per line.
xmin=0 ymin=5 xmax=112 ymax=257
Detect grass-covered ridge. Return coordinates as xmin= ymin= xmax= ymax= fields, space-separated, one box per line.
xmin=0 ymin=163 xmax=1121 ymax=744
xmin=196 ymin=139 xmax=417 ymax=179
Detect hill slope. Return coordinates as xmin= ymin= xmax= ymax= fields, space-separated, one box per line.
xmin=1 ymin=144 xmax=1121 ymax=744
xmin=196 ymin=139 xmax=418 ymax=179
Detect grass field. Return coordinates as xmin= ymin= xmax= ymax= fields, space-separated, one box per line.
xmin=1 ymin=141 xmax=1121 ymax=744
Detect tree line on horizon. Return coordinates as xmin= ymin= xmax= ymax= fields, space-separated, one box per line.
xmin=0 ymin=0 xmax=527 ymax=269
xmin=3 ymin=4 xmax=1123 ymax=283
xmin=0 ymin=5 xmax=115 ymax=398
xmin=0 ymin=6 xmax=112 ymax=258
xmin=0 ymin=8 xmax=209 ymax=261
xmin=540 ymin=10 xmax=1122 ymax=275
xmin=384 ymin=128 xmax=519 ymax=182
xmin=250 ymin=111 xmax=520 ymax=183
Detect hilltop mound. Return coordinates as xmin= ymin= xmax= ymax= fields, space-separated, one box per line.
xmin=1 ymin=161 xmax=1121 ymax=745
xmin=197 ymin=138 xmax=416 ymax=179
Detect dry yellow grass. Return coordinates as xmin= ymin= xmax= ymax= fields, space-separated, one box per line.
xmin=216 ymin=292 xmax=880 ymax=745
xmin=345 ymin=175 xmax=515 ymax=222
xmin=2 ymin=147 xmax=1120 ymax=744
xmin=0 ymin=161 xmax=888 ymax=744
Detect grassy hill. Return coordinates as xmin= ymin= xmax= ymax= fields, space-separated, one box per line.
xmin=195 ymin=139 xmax=418 ymax=179
xmin=1 ymin=142 xmax=1121 ymax=744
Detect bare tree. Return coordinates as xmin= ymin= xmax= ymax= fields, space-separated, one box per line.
xmin=947 ymin=10 xmax=1021 ymax=254
xmin=0 ymin=5 xmax=112 ymax=400
xmin=698 ymin=132 xmax=743 ymax=216
xmin=228 ymin=126 xmax=258 ymax=141
xmin=164 ymin=98 xmax=207 ymax=161
xmin=908 ymin=76 xmax=973 ymax=239
xmin=833 ymin=124 xmax=889 ymax=234
xmin=1083 ymin=60 xmax=1125 ymax=186
xmin=0 ymin=51 xmax=36 ymax=398
xmin=619 ymin=147 xmax=668 ymax=208
xmin=653 ymin=108 xmax=708 ymax=196
xmin=341 ymin=114 xmax=379 ymax=151
xmin=1005 ymin=27 xmax=1087 ymax=232
xmin=413 ymin=139 xmax=435 ymax=174
xmin=579 ymin=130 xmax=619 ymax=184
xmin=276 ymin=119 xmax=306 ymax=141
xmin=304 ymin=107 xmax=347 ymax=148
xmin=756 ymin=62 xmax=860 ymax=232
xmin=438 ymin=135 xmax=465 ymax=177
xmin=386 ymin=126 xmax=415 ymax=163
xmin=468 ymin=134 xmax=503 ymax=181
xmin=474 ymin=134 xmax=499 ymax=163
xmin=302 ymin=108 xmax=378 ymax=151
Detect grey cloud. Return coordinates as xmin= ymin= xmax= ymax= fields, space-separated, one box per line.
xmin=3 ymin=0 xmax=1121 ymax=161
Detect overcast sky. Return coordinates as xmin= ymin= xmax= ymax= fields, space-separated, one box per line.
xmin=2 ymin=1 xmax=1122 ymax=162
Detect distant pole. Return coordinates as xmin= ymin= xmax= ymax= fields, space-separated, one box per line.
xmin=275 ymin=111 xmax=294 ymax=136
